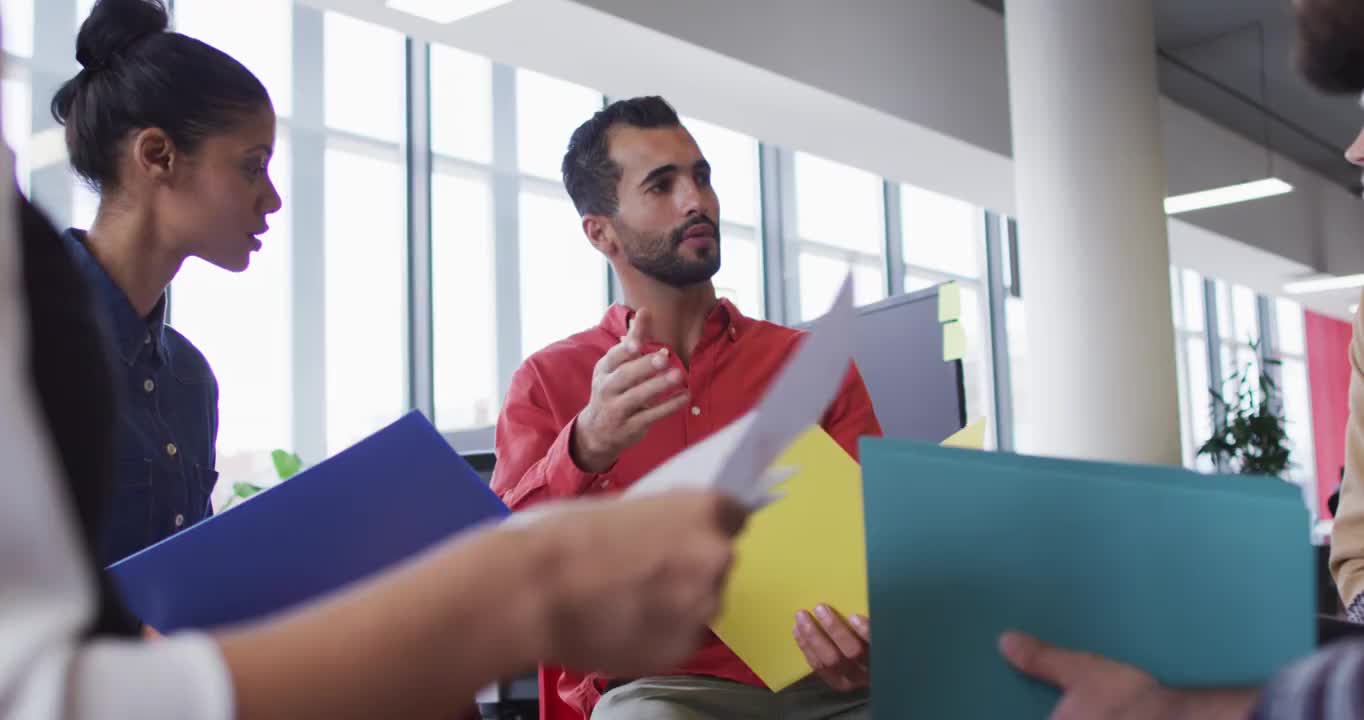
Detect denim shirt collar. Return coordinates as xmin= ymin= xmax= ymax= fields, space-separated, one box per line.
xmin=60 ymin=228 xmax=168 ymax=367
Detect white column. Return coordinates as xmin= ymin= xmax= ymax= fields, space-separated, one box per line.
xmin=1005 ymin=0 xmax=1181 ymax=465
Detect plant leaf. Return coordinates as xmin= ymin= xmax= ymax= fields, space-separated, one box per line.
xmin=271 ymin=449 xmax=304 ymax=480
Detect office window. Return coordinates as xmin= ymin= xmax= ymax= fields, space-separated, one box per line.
xmin=519 ymin=187 xmax=607 ymax=358
xmin=1 ymin=0 xmax=33 ymax=58
xmin=791 ymin=151 xmax=885 ymax=320
xmin=899 ymin=188 xmax=992 ymax=432
xmin=685 ymin=117 xmax=759 ymax=227
xmin=324 ymin=12 xmax=405 ymax=142
xmin=430 ymin=44 xmax=493 ymax=165
xmin=1005 ymin=296 xmax=1032 ymax=452
xmin=902 ymin=185 xmax=981 ymax=279
xmin=1171 ymin=268 xmax=1213 ymax=471
xmin=3 ymin=78 xmax=30 ymax=192
xmin=169 ymin=133 xmax=293 ymax=490
xmin=432 ymin=167 xmax=498 ymax=430
xmin=684 ymin=116 xmax=763 ymax=318
xmin=516 ymin=69 xmax=601 ymax=181
xmin=1275 ymin=298 xmax=1307 ymax=356
xmin=323 ymin=144 xmax=407 ymax=454
xmin=1273 ymin=298 xmax=1316 ymax=489
xmin=798 ymin=251 xmax=884 ymax=318
xmin=174 ymin=0 xmax=293 ymax=117
xmin=1213 ymin=280 xmax=1261 ymax=401
xmin=76 ymin=0 xmax=95 ymax=27
xmin=71 ymin=178 xmax=98 ymax=230
xmin=712 ymin=226 xmax=764 ymax=320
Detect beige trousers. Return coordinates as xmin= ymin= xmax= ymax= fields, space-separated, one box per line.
xmin=592 ymin=675 xmax=870 ymax=720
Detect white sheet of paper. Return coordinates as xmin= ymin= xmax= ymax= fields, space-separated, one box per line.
xmin=624 ymin=274 xmax=855 ymax=509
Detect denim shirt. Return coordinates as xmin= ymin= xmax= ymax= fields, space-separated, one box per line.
xmin=60 ymin=229 xmax=219 ymax=567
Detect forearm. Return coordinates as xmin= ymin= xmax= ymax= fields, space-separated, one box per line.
xmin=495 ymin=418 xmax=600 ymax=510
xmin=217 ymin=524 xmax=555 ymax=720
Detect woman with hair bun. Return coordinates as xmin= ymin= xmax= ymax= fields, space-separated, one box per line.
xmin=50 ymin=0 xmax=281 ymax=568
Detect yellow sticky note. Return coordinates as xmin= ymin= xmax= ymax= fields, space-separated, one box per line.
xmin=942 ymin=418 xmax=988 ymax=450
xmin=943 ymin=321 xmax=966 ymax=361
xmin=938 ymin=282 xmax=962 ymax=323
xmin=711 ymin=427 xmax=868 ymax=691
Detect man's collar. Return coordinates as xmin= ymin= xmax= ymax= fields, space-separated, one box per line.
xmin=600 ymin=297 xmax=749 ymax=345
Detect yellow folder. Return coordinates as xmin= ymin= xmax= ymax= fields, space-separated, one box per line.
xmin=710 ymin=419 xmax=989 ymax=691
xmin=710 ymin=426 xmax=868 ymax=691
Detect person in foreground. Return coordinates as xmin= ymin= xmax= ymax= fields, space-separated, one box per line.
xmin=491 ymin=96 xmax=879 ymax=719
xmin=1001 ymin=1 xmax=1364 ymax=717
xmin=2 ymin=21 xmax=751 ymax=720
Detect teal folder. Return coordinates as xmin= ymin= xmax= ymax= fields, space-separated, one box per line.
xmin=860 ymin=439 xmax=1314 ymax=719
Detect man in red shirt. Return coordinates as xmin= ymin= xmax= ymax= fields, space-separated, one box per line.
xmin=492 ymin=96 xmax=880 ymax=719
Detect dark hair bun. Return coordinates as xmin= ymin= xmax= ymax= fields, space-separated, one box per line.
xmin=74 ymin=0 xmax=168 ymax=72
xmin=51 ymin=0 xmax=270 ymax=194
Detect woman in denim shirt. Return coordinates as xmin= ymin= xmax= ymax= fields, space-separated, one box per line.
xmin=51 ymin=0 xmax=282 ymax=567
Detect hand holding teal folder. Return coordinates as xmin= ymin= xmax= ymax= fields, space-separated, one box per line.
xmin=860 ymin=440 xmax=1314 ymax=719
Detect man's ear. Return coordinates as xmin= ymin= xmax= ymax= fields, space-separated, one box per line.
xmin=130 ymin=127 xmax=178 ymax=184
xmin=583 ymin=214 xmax=620 ymax=258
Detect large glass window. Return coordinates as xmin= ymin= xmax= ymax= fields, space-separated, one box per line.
xmin=174 ymin=0 xmax=293 ymax=117
xmin=3 ymin=78 xmax=30 ymax=192
xmin=1006 ymin=295 xmax=1031 ymax=451
xmin=1171 ymin=268 xmax=1213 ymax=471
xmin=430 ymin=44 xmax=492 ymax=165
xmin=1273 ymin=298 xmax=1317 ymax=490
xmin=71 ymin=179 xmax=99 ymax=230
xmin=515 ymin=69 xmax=600 ymax=181
xmin=519 ymin=187 xmax=606 ymax=357
xmin=901 ymin=187 xmax=992 ymax=432
xmin=790 ymin=151 xmax=885 ymax=320
xmin=430 ymin=44 xmax=497 ymax=433
xmin=323 ymin=144 xmax=407 ymax=454
xmin=324 ymin=12 xmax=405 ymax=142
xmin=684 ymin=116 xmax=763 ymax=318
xmin=169 ymin=134 xmax=293 ymax=494
xmin=902 ymin=185 xmax=981 ymax=279
xmin=1 ymin=0 xmax=33 ymax=58
xmin=432 ymin=167 xmax=498 ymax=430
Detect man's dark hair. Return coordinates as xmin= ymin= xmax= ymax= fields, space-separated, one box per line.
xmin=562 ymin=96 xmax=682 ymax=217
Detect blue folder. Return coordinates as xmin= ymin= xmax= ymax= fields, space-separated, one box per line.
xmin=861 ymin=439 xmax=1314 ymax=720
xmin=109 ymin=411 xmax=509 ymax=632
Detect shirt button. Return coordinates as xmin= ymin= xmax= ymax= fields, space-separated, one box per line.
xmin=143 ymin=334 xmax=151 ymax=345
xmin=597 ymin=478 xmax=610 ymax=490
xmin=174 ymin=514 xmax=185 ymax=528
xmin=165 ymin=443 xmax=178 ymax=457
xmin=143 ymin=378 xmax=155 ymax=393
xmin=691 ymin=406 xmax=702 ymax=417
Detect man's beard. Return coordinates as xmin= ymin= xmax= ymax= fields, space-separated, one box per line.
xmin=618 ymin=215 xmax=722 ymax=289
xmin=1296 ymin=0 xmax=1364 ymax=93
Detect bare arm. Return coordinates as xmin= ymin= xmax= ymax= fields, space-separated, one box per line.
xmin=219 ymin=490 xmax=743 ymax=719
xmin=219 ymin=524 xmax=551 ymax=720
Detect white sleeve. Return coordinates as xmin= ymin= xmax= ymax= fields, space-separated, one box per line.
xmin=0 ymin=75 xmax=235 ymax=720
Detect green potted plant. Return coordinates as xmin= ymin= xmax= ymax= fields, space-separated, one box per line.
xmin=1197 ymin=344 xmax=1292 ymax=477
xmin=219 ymin=449 xmax=305 ymax=512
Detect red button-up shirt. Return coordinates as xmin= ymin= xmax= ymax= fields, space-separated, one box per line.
xmin=492 ymin=298 xmax=882 ymax=718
